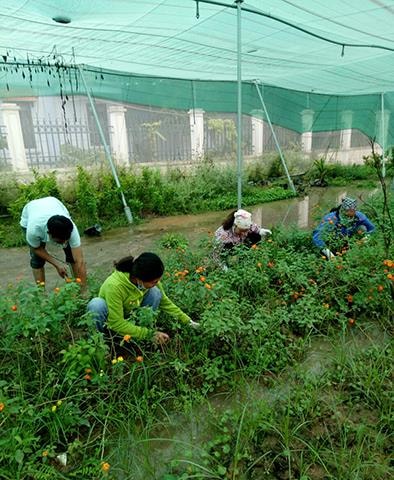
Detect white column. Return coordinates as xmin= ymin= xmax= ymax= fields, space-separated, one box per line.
xmin=0 ymin=103 xmax=28 ymax=171
xmin=339 ymin=110 xmax=353 ymax=164
xmin=301 ymin=109 xmax=314 ymax=153
xmin=251 ymin=110 xmax=264 ymax=156
xmin=375 ymin=109 xmax=391 ymax=155
xmin=108 ymin=105 xmax=129 ymax=165
xmin=297 ymin=196 xmax=309 ymax=228
xmin=340 ymin=110 xmax=353 ymax=150
xmin=188 ymin=108 xmax=205 ymax=160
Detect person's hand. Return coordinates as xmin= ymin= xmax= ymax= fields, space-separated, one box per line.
xmin=55 ymin=263 xmax=68 ymax=278
xmin=259 ymin=228 xmax=272 ymax=236
xmin=322 ymin=248 xmax=335 ymax=260
xmin=189 ymin=319 xmax=200 ymax=329
xmin=153 ymin=331 xmax=170 ymax=345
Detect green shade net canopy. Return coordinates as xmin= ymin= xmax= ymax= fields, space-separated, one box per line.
xmin=1 ymin=0 xmax=394 ymax=144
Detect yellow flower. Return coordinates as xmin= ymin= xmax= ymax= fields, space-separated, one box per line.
xmin=42 ymin=450 xmax=49 ymax=457
xmin=117 ymin=356 xmax=124 ymax=362
xmin=111 ymin=358 xmax=117 ymax=365
xmin=0 ymin=402 xmax=5 ymax=412
xmin=101 ymin=462 xmax=110 ymax=472
xmin=123 ymin=335 xmax=131 ymax=342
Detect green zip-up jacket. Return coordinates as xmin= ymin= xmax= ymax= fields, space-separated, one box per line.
xmin=98 ymin=270 xmax=191 ymax=339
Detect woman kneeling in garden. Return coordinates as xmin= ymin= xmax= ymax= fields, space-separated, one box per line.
xmin=312 ymin=196 xmax=375 ymax=260
xmin=213 ymin=209 xmax=271 ymax=269
xmin=87 ymin=252 xmax=198 ymax=354
xmin=215 ymin=208 xmax=272 ymax=249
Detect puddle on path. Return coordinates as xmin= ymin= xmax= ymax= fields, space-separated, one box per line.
xmin=115 ymin=322 xmax=390 ymax=479
xmin=0 ymin=186 xmax=375 ymax=290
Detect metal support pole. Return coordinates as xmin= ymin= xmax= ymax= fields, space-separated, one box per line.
xmin=78 ymin=65 xmax=133 ymax=224
xmin=236 ymin=0 xmax=243 ymax=209
xmin=381 ymin=93 xmax=386 ymax=178
xmin=254 ymin=82 xmax=296 ymax=193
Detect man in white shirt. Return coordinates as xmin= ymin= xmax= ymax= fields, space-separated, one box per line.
xmin=20 ymin=196 xmax=87 ymax=288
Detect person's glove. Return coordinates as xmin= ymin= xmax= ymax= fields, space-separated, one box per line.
xmin=259 ymin=228 xmax=272 ymax=236
xmin=322 ymin=248 xmax=335 ymax=260
xmin=189 ymin=319 xmax=200 ymax=329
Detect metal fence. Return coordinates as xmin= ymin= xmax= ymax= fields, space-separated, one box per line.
xmin=203 ymin=113 xmax=253 ymax=159
xmin=126 ymin=106 xmax=191 ymax=163
xmin=25 ymin=120 xmax=107 ymax=169
xmin=2 ymin=100 xmax=374 ymax=171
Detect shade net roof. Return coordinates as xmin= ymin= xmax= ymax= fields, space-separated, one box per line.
xmin=1 ymin=0 xmax=394 ymax=145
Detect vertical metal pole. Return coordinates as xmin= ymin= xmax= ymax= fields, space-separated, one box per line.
xmin=77 ymin=65 xmax=133 ymax=224
xmin=381 ymin=93 xmax=386 ymax=178
xmin=236 ymin=0 xmax=243 ymax=209
xmin=254 ymin=81 xmax=296 ymax=193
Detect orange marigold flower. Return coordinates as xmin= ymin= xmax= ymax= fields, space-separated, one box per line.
xmin=251 ymin=244 xmax=257 ymax=249
xmin=85 ymin=368 xmax=92 ymax=374
xmin=267 ymin=261 xmax=274 ymax=268
xmin=11 ymin=305 xmax=17 ymax=311
xmin=199 ymin=276 xmax=206 ymax=282
xmin=377 ymin=285 xmax=384 ymax=292
xmin=75 ymin=277 xmax=82 ymax=283
xmin=136 ymin=356 xmax=143 ymax=363
xmin=123 ymin=334 xmax=132 ymax=342
xmin=348 ymin=318 xmax=356 ymax=326
xmin=54 ymin=287 xmax=60 ymax=293
xmin=195 ymin=266 xmax=205 ymax=273
xmin=65 ymin=278 xmax=72 ymax=283
xmin=0 ymin=402 xmax=5 ymax=412
xmin=84 ymin=374 xmax=91 ymax=381
xmin=387 ymin=273 xmax=394 ymax=280
xmin=205 ymin=283 xmax=212 ymax=289
xmin=101 ymin=462 xmax=110 ymax=472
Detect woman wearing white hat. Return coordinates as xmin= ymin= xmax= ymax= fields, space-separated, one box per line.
xmin=215 ymin=208 xmax=272 ymax=251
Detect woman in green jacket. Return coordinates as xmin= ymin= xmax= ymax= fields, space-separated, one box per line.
xmin=87 ymin=252 xmax=198 ymax=353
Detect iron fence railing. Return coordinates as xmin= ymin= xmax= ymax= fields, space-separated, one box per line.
xmin=126 ymin=106 xmax=191 ymax=162
xmin=26 ymin=120 xmax=109 ymax=169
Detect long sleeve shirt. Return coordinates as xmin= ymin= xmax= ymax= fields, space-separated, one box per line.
xmin=312 ymin=210 xmax=375 ymax=249
xmin=98 ymin=270 xmax=191 ymax=338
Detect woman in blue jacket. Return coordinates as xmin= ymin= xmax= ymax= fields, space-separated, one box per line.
xmin=312 ymin=197 xmax=375 ymax=259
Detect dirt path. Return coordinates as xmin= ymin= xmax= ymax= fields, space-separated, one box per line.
xmin=0 ymin=209 xmax=228 ymax=290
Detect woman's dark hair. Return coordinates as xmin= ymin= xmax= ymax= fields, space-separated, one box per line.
xmin=47 ymin=215 xmax=73 ymax=240
xmin=222 ymin=210 xmax=237 ymax=231
xmin=115 ymin=252 xmax=164 ymax=281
